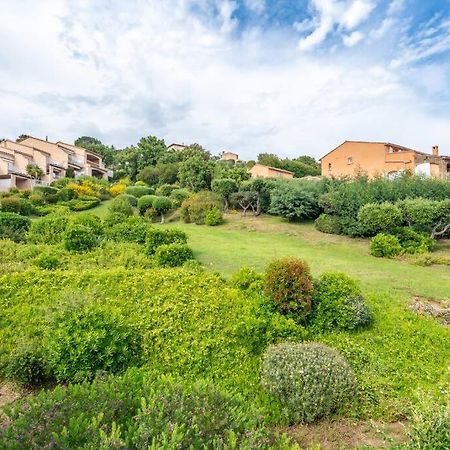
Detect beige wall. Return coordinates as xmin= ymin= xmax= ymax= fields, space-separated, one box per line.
xmin=250 ymin=163 xmax=294 ymax=179
xmin=21 ymin=137 xmax=69 ymax=168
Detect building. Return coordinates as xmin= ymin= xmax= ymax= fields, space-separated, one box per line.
xmin=167 ymin=143 xmax=188 ymax=152
xmin=220 ymin=151 xmax=239 ymax=162
xmin=249 ymin=163 xmax=294 ymax=179
xmin=321 ymin=141 xmax=450 ymax=179
xmin=0 ymin=136 xmax=109 ymax=191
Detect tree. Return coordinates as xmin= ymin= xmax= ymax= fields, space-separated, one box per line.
xmin=136 ymin=136 xmax=167 ymax=167
xmin=211 ymin=178 xmax=239 ymax=210
xmin=178 ymin=144 xmax=211 ymax=161
xmin=258 ymin=153 xmax=281 ymax=167
xmin=152 ymin=196 xmax=173 ymax=223
xmin=214 ymin=162 xmax=250 ymax=183
xmin=230 ymin=191 xmax=258 ymax=216
xmin=16 ymin=134 xmax=30 ymax=142
xmin=241 ymin=178 xmax=275 ymax=215
xmin=178 ymin=156 xmax=213 ymax=192
xmin=26 ymin=164 xmax=44 ymax=180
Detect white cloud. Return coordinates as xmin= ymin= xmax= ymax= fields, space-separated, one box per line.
xmin=244 ymin=0 xmax=265 ymax=14
xmin=343 ymin=30 xmax=364 ymax=46
xmin=298 ymin=0 xmax=375 ymax=50
xmin=1 ymin=0 xmax=450 ymax=160
xmin=217 ymin=0 xmax=239 ymax=34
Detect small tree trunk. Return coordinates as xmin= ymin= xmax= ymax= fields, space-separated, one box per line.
xmin=161 ymin=213 xmax=165 ymax=224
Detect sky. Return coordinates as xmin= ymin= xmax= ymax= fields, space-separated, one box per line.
xmin=1 ymin=0 xmax=450 ymax=160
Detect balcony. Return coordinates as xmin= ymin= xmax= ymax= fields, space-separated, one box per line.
xmin=48 ymin=159 xmax=66 ymax=169
xmin=68 ymin=155 xmax=84 ymax=167
xmin=7 ymin=163 xmax=28 ymax=177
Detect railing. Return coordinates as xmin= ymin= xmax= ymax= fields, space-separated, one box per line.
xmin=7 ymin=163 xmax=28 ymax=176
xmin=48 ymin=159 xmax=66 ymax=168
xmin=68 ymin=155 xmax=84 ymax=166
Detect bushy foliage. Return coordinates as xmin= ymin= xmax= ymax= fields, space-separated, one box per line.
xmin=170 ymin=188 xmax=190 ymax=207
xmin=370 ymin=233 xmax=402 ymax=257
xmin=115 ymin=193 xmax=138 ymax=206
xmin=33 ymin=253 xmax=63 ymax=270
xmin=180 ymin=191 xmax=222 ymax=224
xmin=0 ymin=371 xmax=287 ymax=449
xmin=66 ymin=181 xmax=99 ymax=198
xmin=152 ymin=196 xmax=172 ymax=222
xmin=0 ymin=196 xmax=22 ymax=214
xmin=61 ymin=197 xmax=100 ymax=211
xmin=154 ymin=243 xmax=194 ymax=267
xmin=269 ymin=180 xmax=322 ymax=221
xmin=314 ymin=213 xmax=342 ymax=234
xmin=394 ymin=227 xmax=434 ymax=254
xmin=124 ymin=185 xmax=154 ymax=198
xmin=311 ymin=272 xmax=371 ymax=331
xmin=205 ymin=206 xmax=223 ymax=226
xmin=6 ymin=344 xmax=50 ymax=387
xmin=107 ymin=216 xmax=150 ymax=244
xmin=357 ymin=202 xmax=403 ymax=236
xmin=145 ymin=228 xmax=188 ymax=255
xmin=109 ymin=195 xmax=134 ymax=217
xmin=261 ymin=342 xmax=357 ymax=423
xmin=69 ymin=213 xmax=104 ymax=241
xmin=229 ymin=267 xmax=264 ymax=292
xmin=33 ymin=185 xmax=59 ymax=196
xmin=63 ymin=224 xmax=98 ymax=252
xmin=264 ymin=258 xmax=314 ymax=321
xmin=47 ymin=303 xmax=142 ymax=382
xmin=0 ymin=212 xmax=31 ymax=242
xmin=27 ymin=213 xmax=68 ymax=244
xmin=137 ymin=194 xmax=157 ymax=214
xmin=211 ymin=178 xmax=239 ymax=209
xmin=155 ymin=183 xmax=178 ymax=197
xmin=109 ymin=183 xmax=127 ymax=197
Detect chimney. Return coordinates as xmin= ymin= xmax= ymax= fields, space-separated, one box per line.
xmin=45 ymin=135 xmax=48 ymax=142
xmin=432 ymin=145 xmax=439 ymax=156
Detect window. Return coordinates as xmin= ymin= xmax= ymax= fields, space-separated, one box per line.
xmin=347 ymin=157 xmax=353 ymax=165
xmin=328 ymin=163 xmax=332 ymax=171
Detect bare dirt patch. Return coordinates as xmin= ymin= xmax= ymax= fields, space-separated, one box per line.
xmin=410 ymin=296 xmax=450 ymax=325
xmin=0 ymin=381 xmax=30 ymax=428
xmin=279 ymin=419 xmax=408 ymax=449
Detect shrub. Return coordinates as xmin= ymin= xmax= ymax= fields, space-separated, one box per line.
xmin=205 ymin=206 xmax=223 ymax=226
xmin=33 ymin=185 xmax=58 ymax=196
xmin=109 ymin=183 xmax=127 ymax=197
xmin=0 ymin=212 xmax=31 ymax=242
xmin=137 ymin=194 xmax=157 ymax=215
xmin=155 ymin=184 xmax=177 ymax=197
xmin=29 ymin=192 xmax=45 ymax=205
xmin=229 ymin=267 xmax=264 ymax=291
xmin=66 ymin=182 xmax=98 ymax=198
xmin=63 ymin=224 xmax=98 ymax=252
xmin=115 ymin=193 xmax=138 ymax=206
xmin=311 ymin=272 xmax=370 ymax=332
xmin=0 ymin=196 xmax=21 ymax=213
xmin=170 ymin=188 xmax=190 ymax=207
xmin=33 ymin=253 xmax=62 ymax=270
xmin=57 ymin=186 xmax=76 ymax=201
xmin=145 ymin=228 xmax=187 ymax=255
xmin=152 ymin=196 xmax=172 ymax=223
xmin=6 ymin=345 xmax=50 ymax=387
xmin=261 ymin=342 xmax=357 ymax=423
xmin=124 ymin=185 xmax=154 ymax=198
xmin=357 ymin=202 xmax=403 ymax=236
xmin=47 ymin=303 xmax=142 ymax=382
xmin=107 ymin=217 xmax=150 ymax=244
xmin=180 ymin=191 xmax=222 ymax=224
xmin=69 ymin=213 xmax=104 ymax=241
xmin=393 ymin=227 xmax=435 ymax=254
xmin=370 ymin=233 xmax=402 ymax=257
xmin=154 ymin=243 xmax=195 ymax=267
xmin=315 ymin=213 xmax=341 ymax=234
xmin=109 ymin=196 xmax=134 ymax=217
xmin=407 ymin=399 xmax=450 ymax=450
xmin=27 ymin=213 xmax=69 ymax=244
xmin=264 ymin=258 xmax=314 ymax=321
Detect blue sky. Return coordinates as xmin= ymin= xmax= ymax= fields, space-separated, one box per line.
xmin=1 ymin=0 xmax=450 ymax=159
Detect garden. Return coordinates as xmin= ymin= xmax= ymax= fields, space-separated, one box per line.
xmin=0 ymin=140 xmax=449 ymax=448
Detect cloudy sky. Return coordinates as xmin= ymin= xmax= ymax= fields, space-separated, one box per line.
xmin=1 ymin=0 xmax=450 ymax=160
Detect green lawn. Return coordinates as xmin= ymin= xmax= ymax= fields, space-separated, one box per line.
xmin=156 ymin=214 xmax=450 ymax=302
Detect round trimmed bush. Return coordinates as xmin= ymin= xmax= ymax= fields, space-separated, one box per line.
xmin=33 ymin=253 xmax=63 ymax=270
xmin=155 ymin=184 xmax=177 ymax=197
xmin=229 ymin=267 xmax=264 ymax=291
xmin=69 ymin=213 xmax=104 ymax=241
xmin=152 ymin=196 xmax=172 ymax=222
xmin=137 ymin=195 xmax=157 ymax=215
xmin=115 ymin=193 xmax=138 ymax=207
xmin=311 ymin=272 xmax=371 ymax=331
xmin=393 ymin=227 xmax=434 ymax=254
xmin=63 ymin=224 xmax=98 ymax=252
xmin=107 ymin=216 xmax=150 ymax=244
xmin=47 ymin=304 xmax=142 ymax=382
xmin=0 ymin=212 xmax=32 ymax=242
xmin=170 ymin=188 xmax=190 ymax=207
xmin=6 ymin=345 xmax=51 ymax=387
xmin=264 ymin=258 xmax=314 ymax=320
xmin=0 ymin=196 xmax=21 ymax=213
xmin=205 ymin=206 xmax=223 ymax=226
xmin=145 ymin=228 xmax=187 ymax=255
xmin=124 ymin=185 xmax=154 ymax=198
xmin=315 ymin=213 xmax=341 ymax=234
xmin=261 ymin=342 xmax=357 ymax=423
xmin=154 ymin=243 xmax=194 ymax=267
xmin=27 ymin=213 xmax=68 ymax=244
xmin=370 ymin=233 xmax=402 ymax=257
xmin=108 ymin=196 xmax=134 ymax=217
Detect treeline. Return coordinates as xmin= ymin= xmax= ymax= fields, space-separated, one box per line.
xmin=74 ymin=135 xmax=320 ymax=183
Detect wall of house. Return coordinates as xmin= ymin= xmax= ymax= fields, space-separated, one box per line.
xmin=21 ymin=138 xmax=69 ymax=167
xmin=267 ymin=168 xmax=294 ymax=179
